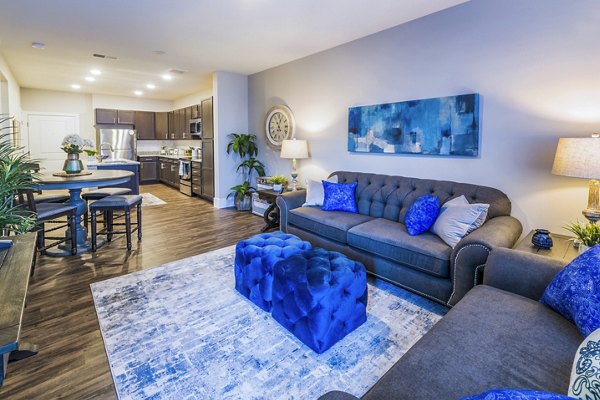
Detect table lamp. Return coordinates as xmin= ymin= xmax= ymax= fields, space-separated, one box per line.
xmin=551 ymin=135 xmax=600 ymax=223
xmin=280 ymin=138 xmax=308 ymax=191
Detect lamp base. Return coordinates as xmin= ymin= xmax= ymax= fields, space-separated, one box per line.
xmin=584 ymin=179 xmax=600 ymax=224
xmin=583 ymin=209 xmax=600 ymax=224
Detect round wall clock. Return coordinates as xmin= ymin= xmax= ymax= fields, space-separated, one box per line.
xmin=264 ymin=104 xmax=295 ymax=149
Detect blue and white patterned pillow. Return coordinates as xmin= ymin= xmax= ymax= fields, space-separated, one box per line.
xmin=569 ymin=328 xmax=600 ymax=400
xmin=540 ymin=244 xmax=600 ymax=337
xmin=461 ymin=389 xmax=575 ymax=399
xmin=404 ymin=194 xmax=440 ymax=236
xmin=322 ymin=181 xmax=358 ymax=213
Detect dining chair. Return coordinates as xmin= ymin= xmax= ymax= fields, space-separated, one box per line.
xmin=16 ymin=189 xmax=78 ymax=256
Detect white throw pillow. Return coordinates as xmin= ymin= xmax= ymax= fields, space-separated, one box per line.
xmin=303 ymin=175 xmax=338 ymax=206
xmin=431 ymin=195 xmax=489 ymax=248
xmin=569 ymin=328 xmax=600 ymax=399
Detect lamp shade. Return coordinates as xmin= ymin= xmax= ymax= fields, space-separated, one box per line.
xmin=552 ymin=137 xmax=600 ymax=179
xmin=280 ymin=139 xmax=308 ymax=159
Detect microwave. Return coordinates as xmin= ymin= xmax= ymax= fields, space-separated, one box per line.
xmin=189 ymin=118 xmax=202 ymax=137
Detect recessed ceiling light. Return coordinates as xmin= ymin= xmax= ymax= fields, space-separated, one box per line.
xmin=85 ymin=76 xmax=95 ymax=82
xmin=146 ymin=83 xmax=156 ymax=89
xmin=162 ymin=74 xmax=172 ymax=81
xmin=90 ymin=69 xmax=101 ymax=75
xmin=31 ymin=42 xmax=45 ymax=49
xmin=153 ymin=50 xmax=166 ymax=55
xmin=134 ymin=90 xmax=143 ymax=96
xmin=71 ymin=84 xmax=81 ymax=89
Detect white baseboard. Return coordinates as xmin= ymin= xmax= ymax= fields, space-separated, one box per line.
xmin=213 ymin=196 xmax=233 ymax=209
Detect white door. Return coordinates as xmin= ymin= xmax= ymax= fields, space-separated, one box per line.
xmin=27 ymin=114 xmax=79 ymax=171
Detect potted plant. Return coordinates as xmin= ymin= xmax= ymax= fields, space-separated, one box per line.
xmin=269 ymin=175 xmax=289 ymax=193
xmin=0 ymin=130 xmax=38 ymax=236
xmin=226 ymin=133 xmax=266 ymax=211
xmin=565 ymin=221 xmax=600 ymax=253
xmin=61 ymin=134 xmax=93 ymax=174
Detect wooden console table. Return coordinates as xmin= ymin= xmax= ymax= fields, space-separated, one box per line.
xmin=0 ymin=233 xmax=37 ymax=387
xmin=513 ymin=230 xmax=579 ymax=263
xmin=256 ymin=188 xmax=305 ymax=232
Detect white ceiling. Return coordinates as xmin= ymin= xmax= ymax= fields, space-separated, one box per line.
xmin=0 ymin=0 xmax=468 ymax=100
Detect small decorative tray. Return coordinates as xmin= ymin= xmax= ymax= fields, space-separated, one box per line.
xmin=52 ymin=170 xmax=93 ymax=177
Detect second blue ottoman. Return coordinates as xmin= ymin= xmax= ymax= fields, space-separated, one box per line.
xmin=235 ymin=232 xmax=312 ymax=311
xmin=272 ymin=248 xmax=368 ymax=354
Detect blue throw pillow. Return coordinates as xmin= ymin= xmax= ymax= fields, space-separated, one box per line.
xmin=322 ymin=181 xmax=358 ymax=213
xmin=462 ymin=388 xmax=575 ymax=399
xmin=404 ymin=194 xmax=440 ymax=236
xmin=540 ymin=244 xmax=600 ymax=337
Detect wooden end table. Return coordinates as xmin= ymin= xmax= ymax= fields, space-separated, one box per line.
xmin=256 ymin=188 xmax=305 ymax=232
xmin=513 ymin=230 xmax=580 ymax=263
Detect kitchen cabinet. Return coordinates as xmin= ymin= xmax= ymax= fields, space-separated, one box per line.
xmin=139 ymin=156 xmax=159 ymax=183
xmin=90 ymin=163 xmax=140 ymax=194
xmin=167 ymin=111 xmax=176 ymax=140
xmin=95 ymin=109 xmax=135 ymax=125
xmin=135 ymin=111 xmax=156 ymax=140
xmin=191 ymin=161 xmax=202 ymax=196
xmin=158 ymin=157 xmax=180 ymax=188
xmin=159 ymin=159 xmax=169 ymax=183
xmin=200 ymin=97 xmax=214 ymax=200
xmin=181 ymin=107 xmax=191 ymax=140
xmin=155 ymin=112 xmax=169 ymax=140
xmin=190 ymin=104 xmax=200 ymax=119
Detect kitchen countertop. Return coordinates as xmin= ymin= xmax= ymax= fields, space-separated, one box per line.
xmin=87 ymin=158 xmax=140 ymax=166
xmin=156 ymin=155 xmax=201 ymax=161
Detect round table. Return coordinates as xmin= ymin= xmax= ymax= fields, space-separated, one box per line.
xmin=36 ymin=170 xmax=133 ymax=255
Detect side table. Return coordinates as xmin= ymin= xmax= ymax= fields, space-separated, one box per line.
xmin=513 ymin=230 xmax=580 ymax=263
xmin=256 ymin=188 xmax=305 ymax=232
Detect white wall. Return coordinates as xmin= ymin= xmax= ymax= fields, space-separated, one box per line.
xmin=91 ymin=94 xmax=171 ymax=112
xmin=0 ymin=51 xmax=23 ymax=145
xmin=248 ymin=0 xmax=600 ymax=235
xmin=213 ymin=71 xmax=249 ymax=208
xmin=172 ymin=88 xmax=213 ymax=109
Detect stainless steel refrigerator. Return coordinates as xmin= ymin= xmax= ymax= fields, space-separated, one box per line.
xmin=96 ymin=128 xmax=137 ymax=160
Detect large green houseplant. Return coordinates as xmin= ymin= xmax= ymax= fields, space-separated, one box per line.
xmin=0 ymin=119 xmax=38 ymax=235
xmin=226 ymin=133 xmax=265 ymax=211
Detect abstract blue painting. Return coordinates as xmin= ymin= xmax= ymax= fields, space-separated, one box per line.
xmin=348 ymin=93 xmax=480 ymax=156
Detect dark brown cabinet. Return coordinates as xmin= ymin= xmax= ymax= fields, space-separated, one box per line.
xmin=158 ymin=157 xmax=180 ymax=188
xmin=200 ymin=97 xmax=214 ymax=200
xmin=167 ymin=111 xmax=176 ymax=140
xmin=190 ymin=104 xmax=200 ymax=119
xmin=139 ymin=156 xmax=159 ymax=183
xmin=95 ymin=109 xmax=135 ymax=125
xmin=191 ymin=161 xmax=202 ymax=195
xmin=155 ymin=112 xmax=169 ymax=140
xmin=135 ymin=111 xmax=156 ymax=140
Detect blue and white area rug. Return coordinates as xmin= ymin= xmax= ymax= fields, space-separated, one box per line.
xmin=91 ymin=246 xmax=447 ymax=400
xmin=140 ymin=192 xmax=166 ymax=207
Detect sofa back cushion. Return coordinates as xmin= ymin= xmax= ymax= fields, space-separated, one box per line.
xmin=330 ymin=171 xmax=511 ymax=222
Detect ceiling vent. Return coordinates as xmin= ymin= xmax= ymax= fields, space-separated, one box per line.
xmin=168 ymin=69 xmax=186 ymax=75
xmin=93 ymin=53 xmax=118 ymax=60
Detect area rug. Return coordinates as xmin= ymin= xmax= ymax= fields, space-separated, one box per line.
xmin=91 ymin=246 xmax=447 ymax=400
xmin=140 ymin=192 xmax=166 ymax=207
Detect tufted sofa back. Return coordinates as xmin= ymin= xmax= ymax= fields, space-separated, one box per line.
xmin=330 ymin=171 xmax=512 ymax=223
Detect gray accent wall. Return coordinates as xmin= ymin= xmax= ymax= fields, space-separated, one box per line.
xmin=248 ymin=0 xmax=600 ymax=234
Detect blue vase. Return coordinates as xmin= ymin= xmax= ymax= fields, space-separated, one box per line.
xmin=532 ymin=229 xmax=553 ymax=249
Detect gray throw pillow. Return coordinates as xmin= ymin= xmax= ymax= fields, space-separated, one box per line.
xmin=431 ymin=195 xmax=489 ymax=248
xmin=303 ymin=175 xmax=338 ymax=206
xmin=569 ymin=327 xmax=600 ymax=399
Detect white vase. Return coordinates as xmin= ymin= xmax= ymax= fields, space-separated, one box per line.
xmin=273 ymin=184 xmax=283 ymax=193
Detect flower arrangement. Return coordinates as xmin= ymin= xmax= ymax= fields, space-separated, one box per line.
xmin=61 ymin=134 xmax=94 ymax=154
xmin=565 ymin=221 xmax=600 ymax=248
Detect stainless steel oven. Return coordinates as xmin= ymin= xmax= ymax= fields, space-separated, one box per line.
xmin=179 ymin=159 xmax=192 ymax=196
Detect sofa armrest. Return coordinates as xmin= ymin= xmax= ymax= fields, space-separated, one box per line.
xmin=317 ymin=391 xmax=360 ymax=400
xmin=483 ymin=247 xmax=566 ymax=300
xmin=276 ymin=190 xmax=307 ymax=232
xmin=447 ymin=215 xmax=523 ymax=306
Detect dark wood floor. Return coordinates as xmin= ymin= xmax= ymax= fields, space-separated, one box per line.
xmin=0 ymin=184 xmax=265 ymax=399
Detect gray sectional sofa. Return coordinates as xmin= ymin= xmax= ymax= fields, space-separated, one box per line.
xmin=277 ymin=171 xmax=523 ymax=306
xmin=318 ymin=248 xmax=582 ymax=399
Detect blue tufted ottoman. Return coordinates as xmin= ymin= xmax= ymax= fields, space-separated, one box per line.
xmin=235 ymin=232 xmax=312 ymax=312
xmin=271 ymin=248 xmax=368 ymax=354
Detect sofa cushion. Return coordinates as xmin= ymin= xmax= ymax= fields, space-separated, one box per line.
xmin=322 ymin=181 xmax=358 ymax=213
xmin=288 ymin=207 xmax=374 ymax=244
xmin=362 ymin=285 xmax=583 ymax=400
xmin=347 ymin=218 xmax=452 ymax=278
xmin=569 ymin=327 xmax=600 ymax=399
xmin=403 ymin=194 xmax=440 ymax=236
xmin=540 ymin=244 xmax=600 ymax=337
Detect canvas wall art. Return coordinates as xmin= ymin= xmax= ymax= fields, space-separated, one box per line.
xmin=348 ymin=93 xmax=480 ymax=157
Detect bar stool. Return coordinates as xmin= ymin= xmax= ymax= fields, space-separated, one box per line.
xmin=82 ymin=188 xmax=132 ymax=230
xmin=90 ymin=194 xmax=142 ymax=251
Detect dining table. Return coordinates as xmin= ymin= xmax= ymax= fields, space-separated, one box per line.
xmin=35 ymin=170 xmax=133 ymax=255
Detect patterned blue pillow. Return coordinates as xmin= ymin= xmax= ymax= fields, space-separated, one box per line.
xmin=540 ymin=244 xmax=600 ymax=337
xmin=404 ymin=194 xmax=440 ymax=236
xmin=461 ymin=389 xmax=575 ymax=399
xmin=322 ymin=181 xmax=358 ymax=213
